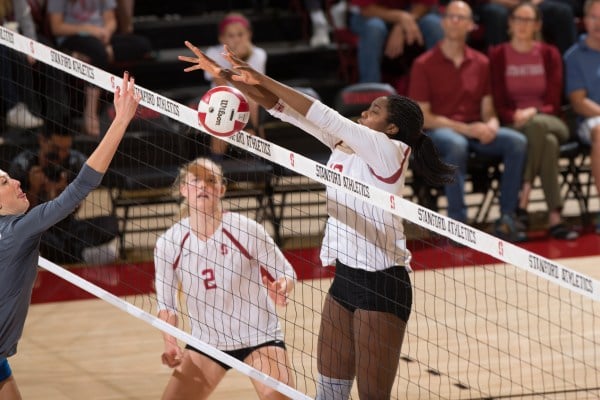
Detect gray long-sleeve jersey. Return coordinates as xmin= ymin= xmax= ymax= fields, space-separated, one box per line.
xmin=0 ymin=164 xmax=102 ymax=358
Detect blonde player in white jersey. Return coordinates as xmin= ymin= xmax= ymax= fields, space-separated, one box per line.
xmin=154 ymin=158 xmax=297 ymax=400
xmin=179 ymin=42 xmax=456 ymax=400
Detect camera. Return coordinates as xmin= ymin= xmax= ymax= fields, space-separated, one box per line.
xmin=42 ymin=151 xmax=64 ymax=182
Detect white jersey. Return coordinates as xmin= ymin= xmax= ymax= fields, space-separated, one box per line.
xmin=203 ymin=45 xmax=267 ymax=85
xmin=269 ymin=100 xmax=412 ymax=272
xmin=154 ymin=212 xmax=296 ymax=350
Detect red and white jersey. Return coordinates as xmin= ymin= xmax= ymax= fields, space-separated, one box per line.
xmin=154 ymin=212 xmax=296 ymax=350
xmin=269 ymin=100 xmax=412 ymax=272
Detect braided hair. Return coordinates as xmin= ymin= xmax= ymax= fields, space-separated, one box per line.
xmin=387 ymin=95 xmax=456 ymax=186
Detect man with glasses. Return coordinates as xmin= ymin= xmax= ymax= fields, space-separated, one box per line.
xmin=9 ymin=121 xmax=119 ymax=264
xmin=409 ymin=0 xmax=528 ymax=242
xmin=564 ymin=0 xmax=600 ymax=233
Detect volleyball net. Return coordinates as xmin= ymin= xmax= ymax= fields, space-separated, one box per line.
xmin=2 ymin=28 xmax=600 ymax=399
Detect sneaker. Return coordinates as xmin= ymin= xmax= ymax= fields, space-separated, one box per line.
xmin=310 ymin=26 xmax=331 ymax=47
xmin=515 ymin=207 xmax=529 ymax=229
xmin=548 ymin=223 xmax=579 ymax=240
xmin=494 ymin=214 xmax=528 ymax=242
xmin=6 ymin=102 xmax=44 ymax=129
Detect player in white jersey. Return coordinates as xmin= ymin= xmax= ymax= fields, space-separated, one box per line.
xmin=154 ymin=158 xmax=296 ymax=400
xmin=178 ymin=42 xmax=456 ymax=400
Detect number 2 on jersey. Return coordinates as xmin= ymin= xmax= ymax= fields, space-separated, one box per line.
xmin=201 ymin=269 xmax=217 ymax=290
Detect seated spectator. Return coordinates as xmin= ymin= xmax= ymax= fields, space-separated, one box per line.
xmin=1 ymin=0 xmax=44 ymax=129
xmin=9 ymin=121 xmax=119 ymax=264
xmin=203 ymin=12 xmax=266 ymax=161
xmin=473 ymin=0 xmax=577 ymax=54
xmin=409 ymin=0 xmax=527 ymax=241
xmin=47 ymin=0 xmax=152 ymax=136
xmin=348 ymin=0 xmax=443 ymax=84
xmin=489 ymin=2 xmax=578 ymax=240
xmin=564 ymin=0 xmax=600 ymax=233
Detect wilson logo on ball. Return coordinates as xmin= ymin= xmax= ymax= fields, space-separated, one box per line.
xmin=198 ymin=86 xmax=250 ymax=137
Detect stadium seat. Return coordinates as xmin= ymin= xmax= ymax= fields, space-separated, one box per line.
xmin=333 ymin=82 xmax=397 ymax=119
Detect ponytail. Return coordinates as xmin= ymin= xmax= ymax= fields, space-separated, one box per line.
xmin=386 ymin=95 xmax=456 ymax=186
xmin=411 ymin=133 xmax=456 ymax=186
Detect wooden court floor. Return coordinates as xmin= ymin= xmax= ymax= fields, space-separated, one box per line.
xmin=9 ymin=255 xmax=600 ymax=400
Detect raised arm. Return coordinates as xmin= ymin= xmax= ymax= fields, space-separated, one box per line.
xmin=179 ymin=41 xmax=316 ymax=117
xmin=14 ymin=73 xmax=140 ymax=238
xmin=178 ymin=41 xmax=340 ymax=149
xmin=178 ymin=41 xmax=278 ymax=110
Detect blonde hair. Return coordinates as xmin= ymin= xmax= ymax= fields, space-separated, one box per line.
xmin=174 ymin=157 xmax=225 ymax=219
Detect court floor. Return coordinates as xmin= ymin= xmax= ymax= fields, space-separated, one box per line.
xmin=10 ymin=254 xmax=600 ymax=400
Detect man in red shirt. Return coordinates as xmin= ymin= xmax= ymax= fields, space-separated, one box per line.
xmin=409 ymin=0 xmax=527 ymax=241
xmin=349 ymin=0 xmax=443 ymax=83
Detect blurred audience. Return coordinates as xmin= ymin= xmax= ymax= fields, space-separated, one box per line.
xmin=564 ymin=0 xmax=600 ymax=233
xmin=1 ymin=0 xmax=44 ymax=129
xmin=348 ymin=0 xmax=443 ymax=83
xmin=489 ymin=2 xmax=578 ymax=240
xmin=409 ymin=0 xmax=527 ymax=241
xmin=305 ymin=0 xmax=331 ymax=47
xmin=47 ymin=0 xmax=152 ymax=136
xmin=203 ymin=12 xmax=266 ymax=161
xmin=9 ymin=121 xmax=119 ymax=264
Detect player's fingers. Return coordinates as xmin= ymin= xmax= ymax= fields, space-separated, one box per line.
xmin=121 ymin=71 xmax=130 ymax=92
xmin=178 ymin=55 xmax=199 ymax=63
xmin=183 ymin=65 xmax=203 ymax=73
xmin=184 ymin=40 xmax=201 ymax=56
xmin=161 ymin=353 xmax=169 ymax=365
xmin=127 ymin=76 xmax=135 ymax=93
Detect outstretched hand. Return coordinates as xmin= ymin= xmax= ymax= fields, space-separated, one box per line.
xmin=178 ymin=40 xmax=223 ymax=79
xmin=222 ymin=45 xmax=262 ymax=86
xmin=113 ymin=71 xmax=141 ymax=123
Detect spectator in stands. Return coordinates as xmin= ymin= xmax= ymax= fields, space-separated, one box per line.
xmin=155 ymin=157 xmax=296 ymax=400
xmin=178 ymin=40 xmax=455 ymax=399
xmin=564 ymin=0 xmax=600 ymax=233
xmin=489 ymin=2 xmax=578 ymax=240
xmin=473 ymin=0 xmax=577 ymax=54
xmin=0 ymin=72 xmax=139 ymax=400
xmin=348 ymin=0 xmax=443 ymax=83
xmin=9 ymin=120 xmax=119 ymax=264
xmin=203 ymin=12 xmax=266 ymax=161
xmin=409 ymin=0 xmax=527 ymax=242
xmin=305 ymin=0 xmax=331 ymax=47
xmin=47 ymin=0 xmax=152 ymax=136
xmin=1 ymin=0 xmax=44 ymax=129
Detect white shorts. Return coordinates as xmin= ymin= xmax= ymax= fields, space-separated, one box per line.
xmin=578 ymin=116 xmax=600 ymax=144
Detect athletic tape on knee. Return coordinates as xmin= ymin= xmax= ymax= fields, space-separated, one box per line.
xmin=315 ymin=373 xmax=353 ymax=400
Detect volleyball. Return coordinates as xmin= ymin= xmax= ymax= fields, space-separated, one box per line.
xmin=197 ymin=86 xmax=250 ymax=137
